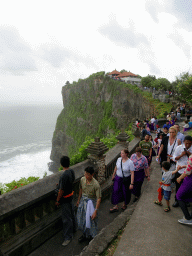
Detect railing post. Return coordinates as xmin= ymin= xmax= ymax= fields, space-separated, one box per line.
xmin=86 ymin=137 xmax=108 ymax=185
xmin=116 ymin=129 xmax=130 ymax=147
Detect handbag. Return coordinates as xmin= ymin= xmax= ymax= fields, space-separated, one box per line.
xmin=167 ymin=139 xmax=177 ymax=163
xmin=121 ymin=160 xmax=130 ymax=184
xmin=167 ymin=139 xmax=177 ymax=182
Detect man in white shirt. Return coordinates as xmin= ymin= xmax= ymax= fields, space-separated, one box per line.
xmin=172 ymin=135 xmax=192 ymax=207
xmin=175 ymin=124 xmax=185 ymax=144
xmin=150 ymin=117 xmax=155 ymax=124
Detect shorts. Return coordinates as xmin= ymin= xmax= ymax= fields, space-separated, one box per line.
xmin=162 ymin=189 xmax=171 ymax=201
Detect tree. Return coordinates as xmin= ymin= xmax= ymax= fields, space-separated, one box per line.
xmin=177 ymin=75 xmax=192 ymax=104
xmin=141 ymin=75 xmax=156 ymax=88
xmin=151 ymin=78 xmax=171 ymax=91
xmin=65 ymin=81 xmax=70 ymax=86
xmin=171 ymin=72 xmax=192 ymax=100
xmin=120 ymin=69 xmax=128 ymax=73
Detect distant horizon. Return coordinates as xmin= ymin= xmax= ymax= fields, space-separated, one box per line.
xmin=0 ymin=101 xmax=63 ymax=107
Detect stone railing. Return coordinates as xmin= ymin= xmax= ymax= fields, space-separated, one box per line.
xmin=0 ymin=160 xmax=93 ymax=256
xmin=0 ymin=132 xmax=140 ymax=256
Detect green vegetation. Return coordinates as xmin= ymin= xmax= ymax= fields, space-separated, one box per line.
xmin=141 ymin=92 xmax=172 ymax=118
xmin=122 ymin=81 xmax=172 ymax=118
xmin=177 ymin=75 xmax=192 ymax=104
xmin=141 ymin=76 xmax=171 ymax=91
xmin=58 ymin=128 xmax=135 ymax=169
xmin=141 ymin=75 xmax=156 ymax=88
xmin=100 ymin=225 xmax=127 ymax=256
xmin=188 ymin=130 xmax=192 ymax=137
xmin=0 ymin=176 xmax=40 ymax=194
xmin=141 ymin=72 xmax=192 ymax=105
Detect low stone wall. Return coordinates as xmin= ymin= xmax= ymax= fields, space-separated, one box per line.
xmin=0 ymin=138 xmax=140 ymax=256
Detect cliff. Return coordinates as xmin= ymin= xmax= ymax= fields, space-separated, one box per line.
xmin=50 ymin=73 xmax=160 ymax=165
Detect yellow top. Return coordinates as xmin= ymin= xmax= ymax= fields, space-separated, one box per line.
xmin=80 ymin=176 xmax=101 ymax=199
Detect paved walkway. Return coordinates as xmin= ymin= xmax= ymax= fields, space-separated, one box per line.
xmin=114 ymin=128 xmax=192 ymax=256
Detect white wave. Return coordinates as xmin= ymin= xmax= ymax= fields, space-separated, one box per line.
xmin=0 ymin=140 xmax=51 ymax=159
xmin=0 ymin=149 xmax=53 ymax=184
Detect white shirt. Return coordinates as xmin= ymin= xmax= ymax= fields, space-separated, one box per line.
xmin=173 ymin=145 xmax=192 ymax=174
xmin=177 ymin=132 xmax=185 ymax=144
xmin=116 ymin=157 xmax=135 ymax=177
xmin=157 ymin=139 xmax=162 ymax=147
xmin=150 ymin=118 xmax=155 ymax=123
xmin=167 ymin=139 xmax=179 ymax=160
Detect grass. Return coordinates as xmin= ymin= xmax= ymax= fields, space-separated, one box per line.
xmin=100 ymin=224 xmax=127 ymax=256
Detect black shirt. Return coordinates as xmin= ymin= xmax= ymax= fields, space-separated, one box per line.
xmin=58 ymin=169 xmax=75 ymax=203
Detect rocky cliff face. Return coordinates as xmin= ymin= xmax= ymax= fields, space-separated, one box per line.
xmin=50 ymin=75 xmax=156 ymax=165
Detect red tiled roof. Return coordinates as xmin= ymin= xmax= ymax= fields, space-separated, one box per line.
xmin=108 ymin=69 xmax=121 ymax=75
xmin=117 ymin=72 xmax=138 ymax=78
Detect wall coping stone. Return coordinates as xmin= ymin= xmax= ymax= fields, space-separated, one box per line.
xmin=0 ymin=159 xmax=93 ymax=220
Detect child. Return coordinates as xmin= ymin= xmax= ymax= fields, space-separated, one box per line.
xmin=154 ymin=161 xmax=179 ymax=212
xmin=183 ymin=120 xmax=189 ymax=132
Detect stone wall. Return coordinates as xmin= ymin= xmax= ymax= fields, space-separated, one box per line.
xmin=152 ymin=91 xmax=170 ymax=103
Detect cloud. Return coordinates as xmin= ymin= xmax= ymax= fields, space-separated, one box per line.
xmin=172 ymin=0 xmax=192 ymax=25
xmin=98 ymin=19 xmax=149 ymax=48
xmin=168 ymin=31 xmax=191 ymax=59
xmin=145 ymin=2 xmax=159 ymax=23
xmin=41 ymin=46 xmax=70 ymax=68
xmin=0 ymin=26 xmax=37 ymax=75
xmin=41 ymin=44 xmax=98 ymax=70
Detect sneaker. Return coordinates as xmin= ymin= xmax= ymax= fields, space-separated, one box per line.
xmin=178 ymin=218 xmax=192 ymax=225
xmin=62 ymin=239 xmax=71 ymax=246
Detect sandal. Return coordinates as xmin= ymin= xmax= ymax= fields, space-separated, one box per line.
xmin=110 ymin=207 xmax=118 ymax=213
xmin=154 ymin=200 xmax=162 ymax=206
xmin=121 ymin=205 xmax=127 ymax=210
xmin=164 ymin=207 xmax=171 ymax=212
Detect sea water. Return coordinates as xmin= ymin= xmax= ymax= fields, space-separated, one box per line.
xmin=0 ymin=104 xmax=63 ymax=184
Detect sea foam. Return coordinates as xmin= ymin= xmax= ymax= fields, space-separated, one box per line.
xmin=0 ymin=149 xmax=53 ymax=184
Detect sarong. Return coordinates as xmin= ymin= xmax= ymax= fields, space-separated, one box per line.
xmin=111 ymin=175 xmax=131 ymax=205
xmin=77 ymin=196 xmax=98 ymax=238
xmin=176 ymin=174 xmax=192 ymax=203
xmin=145 ymin=155 xmax=152 ymax=166
xmin=150 ymin=123 xmax=154 ymax=131
xmin=132 ymin=169 xmax=145 ymax=197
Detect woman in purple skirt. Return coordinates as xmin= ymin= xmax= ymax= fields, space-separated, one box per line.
xmin=130 ymin=147 xmax=150 ymax=202
xmin=110 ymin=149 xmax=135 ymax=212
xmin=176 ymin=155 xmax=192 ymax=225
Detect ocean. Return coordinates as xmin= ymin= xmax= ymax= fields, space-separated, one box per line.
xmin=0 ymin=104 xmax=63 ymax=185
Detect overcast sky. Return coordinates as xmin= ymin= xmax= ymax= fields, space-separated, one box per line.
xmin=0 ymin=0 xmax=192 ymax=105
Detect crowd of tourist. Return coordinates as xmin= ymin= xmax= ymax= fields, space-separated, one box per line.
xmin=55 ymin=105 xmax=192 ymax=247
xmin=110 ymin=110 xmax=192 ymax=226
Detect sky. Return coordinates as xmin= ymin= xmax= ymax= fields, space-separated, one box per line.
xmin=0 ymin=0 xmax=192 ymax=105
